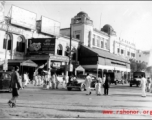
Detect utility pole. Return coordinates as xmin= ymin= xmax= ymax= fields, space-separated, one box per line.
xmin=99 ymin=13 xmax=102 ymax=30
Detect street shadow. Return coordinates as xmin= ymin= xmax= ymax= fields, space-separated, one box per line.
xmin=115 ymin=100 xmax=152 ymax=102
xmin=110 ymin=93 xmax=152 ymax=97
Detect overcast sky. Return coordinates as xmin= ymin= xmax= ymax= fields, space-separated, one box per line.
xmin=4 ymin=1 xmax=152 ymax=51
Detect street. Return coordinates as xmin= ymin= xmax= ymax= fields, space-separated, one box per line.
xmin=0 ymin=84 xmax=152 ymax=119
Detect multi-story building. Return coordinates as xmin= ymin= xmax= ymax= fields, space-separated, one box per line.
xmin=61 ymin=11 xmax=131 ymax=77
xmin=113 ymin=37 xmax=136 ymax=60
xmin=0 ymin=6 xmax=79 ymax=78
xmin=136 ymin=50 xmax=150 ymax=65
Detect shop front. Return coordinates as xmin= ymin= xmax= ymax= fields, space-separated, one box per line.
xmin=79 ymin=45 xmax=130 ymax=81
xmin=26 ymin=37 xmax=69 ymax=77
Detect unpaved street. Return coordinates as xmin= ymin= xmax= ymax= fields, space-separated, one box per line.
xmin=0 ymin=84 xmax=152 ymax=119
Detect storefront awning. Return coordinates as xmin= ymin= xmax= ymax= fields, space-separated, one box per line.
xmin=20 ymin=60 xmax=38 ymax=67
xmin=76 ymin=65 xmax=85 ymax=72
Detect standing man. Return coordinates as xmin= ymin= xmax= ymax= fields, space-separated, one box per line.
xmin=8 ymin=66 xmax=22 ymax=107
xmin=141 ymin=75 xmax=147 ymax=97
xmin=104 ymin=74 xmax=110 ymax=95
xmin=84 ymin=73 xmax=92 ymax=95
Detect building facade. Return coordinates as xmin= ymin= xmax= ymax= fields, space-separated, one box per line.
xmin=113 ymin=37 xmax=136 ymax=60
xmin=61 ymin=11 xmax=131 ymax=79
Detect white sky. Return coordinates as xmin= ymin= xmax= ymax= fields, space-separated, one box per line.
xmin=4 ymin=1 xmax=152 ymax=51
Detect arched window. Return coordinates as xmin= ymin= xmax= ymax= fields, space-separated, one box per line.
xmin=65 ymin=46 xmax=70 ymax=56
xmin=3 ymin=33 xmax=12 ymax=50
xmin=57 ymin=44 xmax=63 ymax=55
xmin=16 ymin=36 xmax=25 ymax=52
xmin=72 ymin=47 xmax=77 ymax=61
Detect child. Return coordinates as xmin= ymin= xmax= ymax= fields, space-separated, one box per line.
xmin=95 ymin=80 xmax=102 ymax=96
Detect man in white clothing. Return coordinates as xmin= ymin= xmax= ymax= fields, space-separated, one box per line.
xmin=141 ymin=75 xmax=147 ymax=97
xmin=84 ymin=73 xmax=92 ymax=95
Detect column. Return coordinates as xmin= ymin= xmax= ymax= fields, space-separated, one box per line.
xmin=47 ymin=59 xmax=51 ymax=79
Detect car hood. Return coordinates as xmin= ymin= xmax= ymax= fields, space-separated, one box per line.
xmin=76 ymin=79 xmax=85 ymax=83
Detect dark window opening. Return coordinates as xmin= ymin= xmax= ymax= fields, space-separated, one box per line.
xmin=57 ymin=44 xmax=63 ymax=55
xmin=16 ymin=36 xmax=25 ymax=52
xmin=3 ymin=34 xmax=12 ymax=50
xmin=117 ymin=48 xmax=119 ymax=53
xmin=121 ymin=49 xmax=124 ymax=54
xmin=76 ymin=34 xmax=80 ymax=39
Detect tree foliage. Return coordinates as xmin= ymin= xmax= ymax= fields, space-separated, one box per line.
xmin=129 ymin=59 xmax=147 ymax=72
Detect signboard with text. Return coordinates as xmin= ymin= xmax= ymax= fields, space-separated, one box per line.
xmin=28 ymin=38 xmax=56 ymax=55
xmin=41 ymin=16 xmax=60 ymax=36
xmin=10 ymin=5 xmax=37 ymax=30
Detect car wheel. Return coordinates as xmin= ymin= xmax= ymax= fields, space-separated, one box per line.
xmin=67 ymin=88 xmax=72 ymax=91
xmin=80 ymin=84 xmax=85 ymax=91
xmin=130 ymin=84 xmax=132 ymax=87
xmin=136 ymin=84 xmax=139 ymax=87
xmin=115 ymin=82 xmax=117 ymax=85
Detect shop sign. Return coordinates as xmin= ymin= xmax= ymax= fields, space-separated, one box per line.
xmin=41 ymin=16 xmax=60 ymax=36
xmin=49 ymin=54 xmax=69 ymax=62
xmin=10 ymin=5 xmax=37 ymax=30
xmin=28 ymin=38 xmax=55 ymax=55
xmin=0 ymin=23 xmax=24 ymax=35
xmin=51 ymin=62 xmax=61 ymax=68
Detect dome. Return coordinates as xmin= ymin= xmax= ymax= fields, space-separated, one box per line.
xmin=77 ymin=11 xmax=89 ymax=18
xmin=101 ymin=24 xmax=116 ymax=35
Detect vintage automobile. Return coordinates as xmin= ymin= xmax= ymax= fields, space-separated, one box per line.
xmin=0 ymin=71 xmax=12 ymax=92
xmin=130 ymin=72 xmax=145 ymax=87
xmin=67 ymin=74 xmax=97 ymax=91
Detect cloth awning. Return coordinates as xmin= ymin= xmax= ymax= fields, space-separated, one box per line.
xmin=75 ymin=65 xmax=85 ymax=71
xmin=20 ymin=60 xmax=38 ymax=67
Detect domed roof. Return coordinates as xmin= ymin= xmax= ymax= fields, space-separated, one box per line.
xmin=77 ymin=11 xmax=89 ymax=18
xmin=101 ymin=24 xmax=116 ymax=35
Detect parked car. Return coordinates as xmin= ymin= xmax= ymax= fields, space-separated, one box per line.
xmin=130 ymin=72 xmax=145 ymax=87
xmin=0 ymin=71 xmax=12 ymax=92
xmin=67 ymin=74 xmax=97 ymax=91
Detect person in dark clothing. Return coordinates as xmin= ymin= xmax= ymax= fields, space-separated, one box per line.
xmin=104 ymin=74 xmax=111 ymax=95
xmin=8 ymin=66 xmax=22 ymax=107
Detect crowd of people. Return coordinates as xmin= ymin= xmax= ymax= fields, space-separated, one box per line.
xmin=84 ymin=73 xmax=111 ymax=96
xmin=32 ymin=70 xmax=68 ymax=90
xmin=7 ymin=65 xmax=152 ymax=108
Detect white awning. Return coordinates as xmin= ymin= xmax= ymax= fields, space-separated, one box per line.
xmin=75 ymin=65 xmax=85 ymax=71
xmin=82 ymin=64 xmax=131 ymax=72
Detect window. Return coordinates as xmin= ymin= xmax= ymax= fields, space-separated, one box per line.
xmin=72 ymin=47 xmax=77 ymax=61
xmin=65 ymin=46 xmax=70 ymax=56
xmin=97 ymin=40 xmax=100 ymax=47
xmin=105 ymin=42 xmax=108 ymax=49
xmin=57 ymin=44 xmax=63 ymax=55
xmin=92 ymin=35 xmax=95 ymax=46
xmin=117 ymin=48 xmax=120 ymax=53
xmin=121 ymin=49 xmax=124 ymax=54
xmin=76 ymin=35 xmax=80 ymax=39
xmin=97 ymin=36 xmax=100 ymax=47
xmin=131 ymin=53 xmax=135 ymax=57
xmin=16 ymin=36 xmax=25 ymax=52
xmin=74 ymin=30 xmax=81 ymax=40
xmin=3 ymin=34 xmax=12 ymax=50
xmin=127 ymin=51 xmax=130 ymax=56
xmin=101 ymin=41 xmax=104 ymax=48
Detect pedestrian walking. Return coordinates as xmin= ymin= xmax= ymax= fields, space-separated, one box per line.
xmin=8 ymin=66 xmax=22 ymax=107
xmin=95 ymin=80 xmax=102 ymax=95
xmin=146 ymin=77 xmax=151 ymax=92
xmin=103 ymin=74 xmax=110 ymax=95
xmin=140 ymin=75 xmax=147 ymax=97
xmin=84 ymin=73 xmax=92 ymax=95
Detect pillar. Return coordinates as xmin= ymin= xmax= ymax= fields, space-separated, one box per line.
xmin=47 ymin=59 xmax=51 ymax=79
